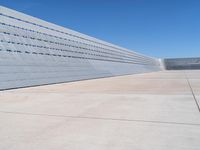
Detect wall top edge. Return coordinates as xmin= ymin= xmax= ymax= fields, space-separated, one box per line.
xmin=0 ymin=5 xmax=157 ymax=60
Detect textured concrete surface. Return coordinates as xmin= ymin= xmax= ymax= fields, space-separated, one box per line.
xmin=0 ymin=70 xmax=200 ymax=150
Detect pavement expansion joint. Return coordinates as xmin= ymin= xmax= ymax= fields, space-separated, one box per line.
xmin=184 ymin=72 xmax=200 ymax=112
xmin=1 ymin=110 xmax=200 ymax=127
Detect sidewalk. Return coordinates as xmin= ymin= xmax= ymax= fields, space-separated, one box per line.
xmin=0 ymin=70 xmax=200 ymax=150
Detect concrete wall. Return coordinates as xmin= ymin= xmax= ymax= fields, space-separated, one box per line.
xmin=0 ymin=6 xmax=161 ymax=90
xmin=164 ymin=58 xmax=200 ymax=70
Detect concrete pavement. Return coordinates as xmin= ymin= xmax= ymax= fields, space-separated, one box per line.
xmin=0 ymin=70 xmax=200 ymax=150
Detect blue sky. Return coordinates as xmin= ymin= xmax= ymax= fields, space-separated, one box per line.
xmin=1 ymin=0 xmax=200 ymax=58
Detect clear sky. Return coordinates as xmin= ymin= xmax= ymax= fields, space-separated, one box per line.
xmin=1 ymin=0 xmax=200 ymax=58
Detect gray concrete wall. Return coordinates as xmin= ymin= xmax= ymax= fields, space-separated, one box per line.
xmin=164 ymin=58 xmax=200 ymax=70
xmin=0 ymin=6 xmax=161 ymax=90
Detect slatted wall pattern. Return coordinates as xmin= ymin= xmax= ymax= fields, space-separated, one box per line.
xmin=0 ymin=6 xmax=161 ymax=90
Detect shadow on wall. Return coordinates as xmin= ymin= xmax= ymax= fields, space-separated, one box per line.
xmin=164 ymin=57 xmax=200 ymax=70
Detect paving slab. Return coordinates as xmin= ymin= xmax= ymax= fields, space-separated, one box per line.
xmin=185 ymin=70 xmax=200 ymax=79
xmin=195 ymin=95 xmax=200 ymax=108
xmin=0 ymin=93 xmax=199 ymax=124
xmin=188 ymin=79 xmax=200 ymax=94
xmin=6 ymin=75 xmax=190 ymax=95
xmin=132 ymin=71 xmax=187 ymax=79
xmin=0 ymin=70 xmax=200 ymax=150
xmin=186 ymin=77 xmax=200 ymax=107
xmin=0 ymin=113 xmax=200 ymax=150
